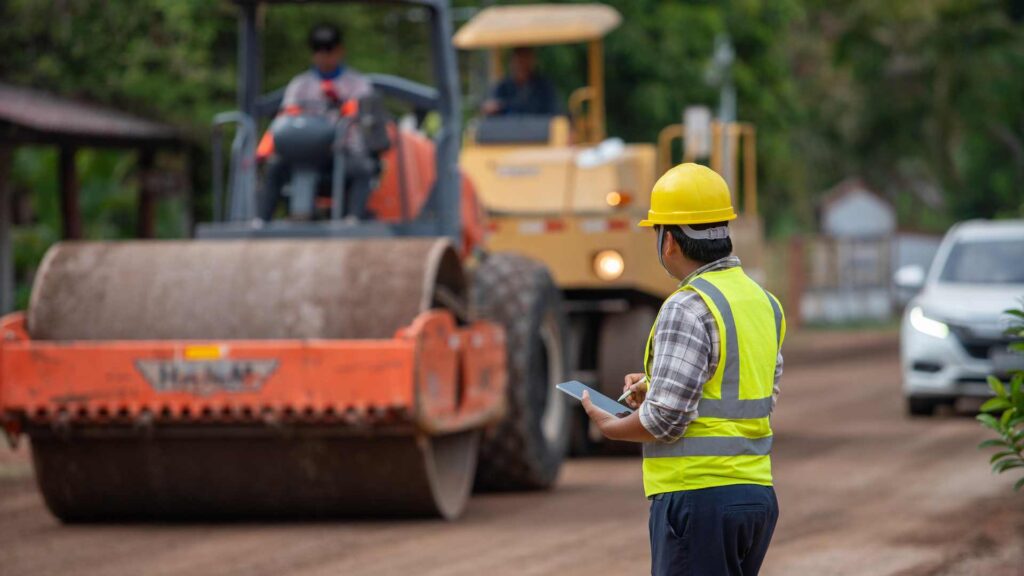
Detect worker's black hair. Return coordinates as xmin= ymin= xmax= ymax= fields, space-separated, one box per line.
xmin=309 ymin=23 xmax=343 ymax=50
xmin=663 ymin=223 xmax=732 ymax=265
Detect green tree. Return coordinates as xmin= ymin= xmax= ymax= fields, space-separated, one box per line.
xmin=794 ymin=0 xmax=1024 ymax=227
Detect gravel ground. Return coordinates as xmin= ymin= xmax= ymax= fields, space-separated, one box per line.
xmin=0 ymin=329 xmax=1021 ymax=575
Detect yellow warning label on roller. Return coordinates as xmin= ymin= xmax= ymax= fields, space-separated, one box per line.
xmin=183 ymin=344 xmax=226 ymax=361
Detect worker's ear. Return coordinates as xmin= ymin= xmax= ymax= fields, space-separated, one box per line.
xmin=662 ymin=228 xmax=679 ymax=259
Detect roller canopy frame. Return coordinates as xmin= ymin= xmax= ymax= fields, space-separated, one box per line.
xmin=223 ymin=0 xmax=463 ymax=245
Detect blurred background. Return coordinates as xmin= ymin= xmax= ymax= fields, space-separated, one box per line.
xmin=1 ymin=0 xmax=1022 ymax=308
xmin=1 ymin=2 xmax=1023 ymax=575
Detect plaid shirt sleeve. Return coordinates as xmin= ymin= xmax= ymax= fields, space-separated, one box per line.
xmin=638 ymin=291 xmax=718 ymax=442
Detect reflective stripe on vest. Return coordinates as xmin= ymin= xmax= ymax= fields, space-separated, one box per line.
xmin=642 ymin=277 xmax=782 ymax=421
xmin=687 ymin=278 xmax=779 ymax=420
xmin=643 ymin=435 xmax=773 ymax=458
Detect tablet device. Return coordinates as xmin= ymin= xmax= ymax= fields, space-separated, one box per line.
xmin=556 ymin=380 xmax=634 ymax=417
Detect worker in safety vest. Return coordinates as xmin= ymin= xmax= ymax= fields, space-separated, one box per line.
xmin=258 ymin=23 xmax=375 ymax=220
xmin=581 ymin=163 xmax=784 ymax=576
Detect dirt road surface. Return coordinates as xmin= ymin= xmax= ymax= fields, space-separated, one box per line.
xmin=1 ymin=329 xmax=1022 ymax=576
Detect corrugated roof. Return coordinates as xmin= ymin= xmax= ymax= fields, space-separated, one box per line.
xmin=0 ymin=83 xmax=179 ymax=146
xmin=454 ymin=4 xmax=621 ymax=49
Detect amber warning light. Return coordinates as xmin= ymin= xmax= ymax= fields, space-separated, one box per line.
xmin=605 ymin=191 xmax=632 ymax=208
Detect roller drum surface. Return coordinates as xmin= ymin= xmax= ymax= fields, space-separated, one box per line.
xmin=24 ymin=237 xmax=478 ymax=519
xmin=28 ymin=238 xmax=465 ymax=341
xmin=31 ymin=430 xmax=479 ymax=520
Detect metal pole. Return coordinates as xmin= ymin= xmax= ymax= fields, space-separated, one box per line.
xmin=237 ymin=2 xmax=261 ymax=119
xmin=59 ymin=145 xmax=83 ymax=239
xmin=211 ymin=129 xmax=224 ymax=222
xmin=429 ymin=0 xmax=462 ymax=245
xmin=706 ymin=34 xmax=737 ymax=193
xmin=0 ymin=146 xmax=13 ymax=313
xmin=137 ymin=149 xmax=156 ymax=238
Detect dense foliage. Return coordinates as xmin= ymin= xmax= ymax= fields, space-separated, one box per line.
xmin=978 ymin=304 xmax=1024 ymax=492
xmin=0 ymin=0 xmax=1022 ymax=304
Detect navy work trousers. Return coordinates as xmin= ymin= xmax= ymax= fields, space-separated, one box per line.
xmin=649 ymin=484 xmax=778 ymax=576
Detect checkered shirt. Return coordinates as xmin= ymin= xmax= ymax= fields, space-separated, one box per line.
xmin=639 ymin=257 xmax=784 ymax=442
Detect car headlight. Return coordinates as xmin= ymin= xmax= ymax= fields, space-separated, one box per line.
xmin=593 ymin=250 xmax=625 ymax=281
xmin=909 ymin=306 xmax=949 ymax=339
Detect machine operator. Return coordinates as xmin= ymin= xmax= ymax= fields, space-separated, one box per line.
xmin=258 ymin=23 xmax=376 ymax=221
xmin=481 ymin=46 xmax=559 ymax=116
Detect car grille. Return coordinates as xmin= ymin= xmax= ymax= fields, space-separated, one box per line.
xmin=948 ymin=324 xmax=1013 ymax=360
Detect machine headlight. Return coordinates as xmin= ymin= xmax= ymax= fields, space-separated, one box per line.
xmin=909 ymin=306 xmax=949 ymax=339
xmin=594 ymin=250 xmax=625 ymax=281
xmin=605 ymin=191 xmax=631 ymax=208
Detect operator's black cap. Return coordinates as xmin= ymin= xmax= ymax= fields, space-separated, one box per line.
xmin=309 ymin=24 xmax=343 ymax=51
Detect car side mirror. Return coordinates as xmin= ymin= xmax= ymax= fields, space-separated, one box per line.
xmin=894 ymin=264 xmax=926 ymax=290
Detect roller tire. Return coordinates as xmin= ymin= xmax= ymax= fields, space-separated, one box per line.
xmin=471 ymin=253 xmax=570 ymax=491
xmin=578 ymin=305 xmax=657 ymax=455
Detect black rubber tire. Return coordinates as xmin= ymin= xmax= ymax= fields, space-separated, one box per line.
xmin=906 ymin=396 xmax=942 ymax=417
xmin=597 ymin=306 xmax=657 ymax=398
xmin=471 ymin=252 xmax=570 ymax=491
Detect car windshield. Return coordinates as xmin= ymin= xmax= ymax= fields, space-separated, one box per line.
xmin=939 ymin=238 xmax=1024 ymax=284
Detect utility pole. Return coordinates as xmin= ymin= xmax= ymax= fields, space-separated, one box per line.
xmin=705 ymin=34 xmax=737 ymax=193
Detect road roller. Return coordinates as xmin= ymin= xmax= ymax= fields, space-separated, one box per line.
xmin=453 ymin=4 xmax=762 ymax=453
xmin=0 ymin=0 xmax=571 ymax=521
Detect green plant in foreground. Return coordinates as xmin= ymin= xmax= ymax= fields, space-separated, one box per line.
xmin=978 ymin=305 xmax=1024 ymax=492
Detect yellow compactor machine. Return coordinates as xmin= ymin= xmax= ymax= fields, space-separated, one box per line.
xmin=454 ymin=4 xmax=763 ymax=449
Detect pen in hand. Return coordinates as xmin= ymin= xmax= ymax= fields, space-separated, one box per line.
xmin=617 ymin=376 xmax=648 ymax=403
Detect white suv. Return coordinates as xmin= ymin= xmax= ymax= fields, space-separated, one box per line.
xmin=898 ymin=219 xmax=1024 ymax=416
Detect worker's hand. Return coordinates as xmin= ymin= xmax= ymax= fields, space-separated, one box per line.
xmin=622 ymin=373 xmax=648 ymax=409
xmin=581 ymin=390 xmax=614 ymax=432
xmin=481 ymin=99 xmax=502 ymax=116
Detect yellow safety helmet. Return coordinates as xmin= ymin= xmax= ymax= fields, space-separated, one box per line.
xmin=638 ymin=163 xmax=737 ymax=227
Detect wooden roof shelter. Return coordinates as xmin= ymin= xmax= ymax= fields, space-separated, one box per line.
xmin=0 ymin=82 xmax=185 ymax=312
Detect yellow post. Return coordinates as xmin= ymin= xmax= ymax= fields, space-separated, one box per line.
xmin=587 ymin=40 xmax=606 ymax=143
xmin=727 ymin=123 xmax=741 ymax=202
xmin=657 ymin=124 xmax=684 ymax=176
xmin=489 ymin=48 xmax=504 ymax=83
xmin=710 ymin=121 xmax=723 ymax=175
xmin=568 ymin=87 xmax=594 ymax=143
xmin=742 ymin=124 xmax=758 ymax=217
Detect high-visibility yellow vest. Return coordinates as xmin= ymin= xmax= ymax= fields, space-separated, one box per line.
xmin=642 ymin=265 xmax=785 ymax=496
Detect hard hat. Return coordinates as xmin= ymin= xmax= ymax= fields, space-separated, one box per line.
xmin=638 ymin=163 xmax=737 ymax=227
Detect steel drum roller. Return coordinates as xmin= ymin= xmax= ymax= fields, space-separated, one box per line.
xmin=24 ymin=238 xmax=480 ymax=520
xmin=28 ymin=238 xmax=465 ymax=341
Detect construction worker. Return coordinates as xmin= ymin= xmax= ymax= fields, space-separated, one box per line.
xmin=481 ymin=46 xmax=559 ymax=116
xmin=259 ymin=23 xmax=375 ymax=220
xmin=580 ymin=163 xmax=784 ymax=576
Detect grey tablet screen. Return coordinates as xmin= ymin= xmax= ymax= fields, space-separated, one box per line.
xmin=556 ymin=380 xmax=634 ymax=417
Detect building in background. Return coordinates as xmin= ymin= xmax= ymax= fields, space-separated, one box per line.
xmin=799 ymin=178 xmax=941 ymax=324
xmin=802 ymin=179 xmax=894 ymax=323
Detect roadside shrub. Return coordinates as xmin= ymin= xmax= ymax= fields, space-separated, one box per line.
xmin=978 ymin=304 xmax=1024 ymax=492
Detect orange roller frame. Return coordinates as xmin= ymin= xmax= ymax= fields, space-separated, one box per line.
xmin=0 ymin=311 xmax=506 ymax=437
